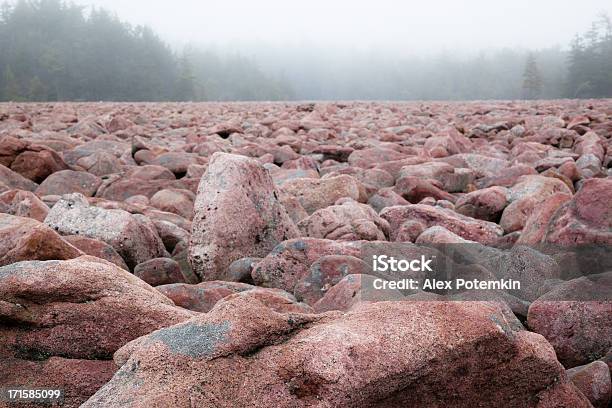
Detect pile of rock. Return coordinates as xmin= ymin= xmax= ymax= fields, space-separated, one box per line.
xmin=0 ymin=100 xmax=610 ymax=407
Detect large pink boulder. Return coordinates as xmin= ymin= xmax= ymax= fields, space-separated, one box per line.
xmin=0 ymin=213 xmax=82 ymax=266
xmin=10 ymin=146 xmax=67 ymax=183
xmin=83 ymin=297 xmax=589 ymax=407
xmin=0 ymin=135 xmax=28 ymax=167
xmin=0 ymin=163 xmax=38 ymax=191
xmin=189 ymin=153 xmax=299 ymax=281
xmin=0 ymin=256 xmax=194 ymax=407
xmin=297 ymin=199 xmax=389 ymax=241
xmin=393 ymin=175 xmax=456 ymax=203
xmin=439 ymin=153 xmax=509 ymax=178
xmin=36 ymin=169 xmax=102 ymax=197
xmin=348 ymin=147 xmax=407 ymax=168
xmin=455 ymin=186 xmax=509 ymax=221
xmin=157 ymin=281 xmax=310 ymax=313
xmin=543 ymin=178 xmax=612 ymax=245
xmin=312 ymin=274 xmax=406 ymax=312
xmin=150 ymin=188 xmax=195 ymax=220
xmin=156 ymin=281 xmax=254 ymax=312
xmin=282 ymin=174 xmax=363 ymax=214
xmin=567 ymin=361 xmax=611 ymax=408
xmin=398 ymin=161 xmax=473 ymax=193
xmin=96 ymin=177 xmax=198 ymax=201
xmin=124 ymin=164 xmax=176 ymax=180
xmin=76 ymin=150 xmax=122 ymax=176
xmin=252 ymin=238 xmax=362 ymax=293
xmin=368 ymin=187 xmax=409 ymax=212
xmin=380 ymin=204 xmax=504 ymax=245
xmin=293 ymin=255 xmax=369 ymax=304
xmin=63 ymin=235 xmax=129 ymax=271
xmin=1 ymin=357 xmax=116 ymax=408
xmin=134 ymin=257 xmax=186 ymax=286
xmin=500 ymin=175 xmax=573 ymax=233
xmin=527 ymin=272 xmax=612 ymax=368
xmin=517 ymin=192 xmax=572 ymax=245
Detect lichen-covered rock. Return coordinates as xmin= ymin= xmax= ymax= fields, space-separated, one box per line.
xmin=44 ymin=193 xmax=166 ymax=269
xmin=83 ymin=296 xmax=589 ymax=407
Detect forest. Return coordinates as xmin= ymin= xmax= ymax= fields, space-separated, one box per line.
xmin=0 ymin=0 xmax=611 ymax=101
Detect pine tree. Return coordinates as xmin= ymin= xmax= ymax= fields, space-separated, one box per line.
xmin=2 ymin=66 xmax=22 ymax=101
xmin=522 ymin=53 xmax=543 ymax=99
xmin=28 ymin=76 xmax=47 ymax=101
xmin=175 ymin=51 xmax=196 ymax=101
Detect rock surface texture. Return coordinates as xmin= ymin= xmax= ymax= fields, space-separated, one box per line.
xmin=0 ymin=100 xmax=610 ymax=407
xmin=83 ymin=297 xmax=590 ymax=407
xmin=189 ymin=152 xmax=299 ymax=281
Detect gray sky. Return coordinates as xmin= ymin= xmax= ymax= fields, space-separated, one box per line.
xmin=72 ymin=0 xmax=611 ymax=52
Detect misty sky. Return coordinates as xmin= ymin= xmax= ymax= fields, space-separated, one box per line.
xmin=70 ymin=0 xmax=612 ymax=52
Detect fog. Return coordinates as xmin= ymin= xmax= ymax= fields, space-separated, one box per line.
xmin=73 ymin=0 xmax=611 ymax=52
xmin=1 ymin=0 xmax=612 ymax=101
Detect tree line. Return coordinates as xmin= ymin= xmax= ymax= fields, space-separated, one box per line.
xmin=0 ymin=0 xmax=292 ymax=101
xmin=565 ymin=13 xmax=612 ymax=98
xmin=0 ymin=0 xmax=610 ymax=101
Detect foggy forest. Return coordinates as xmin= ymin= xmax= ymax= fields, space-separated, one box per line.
xmin=1 ymin=0 xmax=612 ymax=102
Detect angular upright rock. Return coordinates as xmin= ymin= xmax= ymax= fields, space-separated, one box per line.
xmin=189 ymin=153 xmax=299 ymax=281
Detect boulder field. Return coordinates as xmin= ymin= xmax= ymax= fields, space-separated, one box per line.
xmin=0 ymin=100 xmax=610 ymax=407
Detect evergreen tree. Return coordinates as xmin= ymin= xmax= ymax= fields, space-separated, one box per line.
xmin=522 ymin=53 xmax=543 ymax=99
xmin=176 ymin=51 xmax=196 ymax=101
xmin=566 ymin=13 xmax=612 ymax=98
xmin=28 ymin=76 xmax=47 ymax=101
xmin=2 ymin=66 xmax=22 ymax=101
